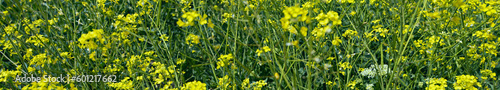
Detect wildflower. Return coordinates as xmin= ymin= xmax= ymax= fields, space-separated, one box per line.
xmin=2 ymin=11 xmax=8 ymax=15
xmin=480 ymin=69 xmax=497 ymax=80
xmin=479 ymin=4 xmax=498 ymax=16
xmin=311 ymin=26 xmax=331 ymax=37
xmin=374 ymin=28 xmax=389 ymax=37
xmin=280 ymin=6 xmax=308 ymax=33
xmin=342 ymin=29 xmax=358 ymax=38
xmin=338 ymin=62 xmax=352 ymax=70
xmin=181 ymin=80 xmax=207 ymax=90
xmin=339 ymin=0 xmax=355 ymax=3
xmin=0 ymin=70 xmax=22 ymax=82
xmin=78 ymin=29 xmax=105 ymax=50
xmin=425 ymin=78 xmax=447 ymax=90
xmin=251 ymin=80 xmax=267 ymax=90
xmin=160 ymin=34 xmax=169 ymax=41
xmin=218 ymin=75 xmax=231 ymax=89
xmin=364 ymin=32 xmax=379 ymax=41
xmin=242 ymin=78 xmax=250 ymax=89
xmin=302 ymin=2 xmax=315 ymax=8
xmin=315 ymin=11 xmax=342 ymax=26
xmin=366 ymin=83 xmax=374 ymax=90
xmin=300 ymin=27 xmax=308 ymax=36
xmin=177 ymin=11 xmax=201 ymax=27
xmin=217 ymin=54 xmax=234 ymax=69
xmin=427 ymin=36 xmax=445 ymax=46
xmin=453 ymin=75 xmax=481 ymax=90
xmin=326 ymin=81 xmax=336 ymax=86
xmin=331 ymin=37 xmax=342 ymax=46
xmin=176 ymin=59 xmax=186 ymax=65
xmin=26 ymin=34 xmax=49 ymax=47
xmin=108 ymin=77 xmax=133 ymax=90
xmin=348 ymin=11 xmax=356 ymax=15
xmin=186 ymin=34 xmax=200 ymax=46
xmin=256 ymin=46 xmax=271 ymax=56
xmin=348 ymin=80 xmax=357 ymax=89
xmin=60 ymin=52 xmax=73 ymax=59
xmin=274 ymin=73 xmax=280 ymax=79
xmin=360 ymin=64 xmax=392 ymax=78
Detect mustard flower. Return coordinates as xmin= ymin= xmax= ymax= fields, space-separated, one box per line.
xmin=217 ymin=54 xmax=234 ymax=69
xmin=185 ymin=34 xmax=200 ymax=46
xmin=425 ymin=78 xmax=448 ymax=90
xmin=453 ymin=75 xmax=481 ymax=90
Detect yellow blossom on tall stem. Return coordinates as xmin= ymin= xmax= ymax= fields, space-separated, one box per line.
xmin=453 ymin=75 xmax=481 ymax=90
xmin=217 ymin=54 xmax=234 ymax=69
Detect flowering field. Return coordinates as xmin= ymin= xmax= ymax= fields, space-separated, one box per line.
xmin=1 ymin=0 xmax=500 ymax=89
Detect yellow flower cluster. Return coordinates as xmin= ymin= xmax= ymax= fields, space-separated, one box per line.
xmin=30 ymin=53 xmax=49 ymax=67
xmin=314 ymin=11 xmax=341 ymax=26
xmin=342 ymin=29 xmax=358 ymax=38
xmin=280 ymin=6 xmax=309 ymax=34
xmin=0 ymin=69 xmax=21 ymax=82
xmin=425 ymin=78 xmax=447 ymax=90
xmin=413 ymin=35 xmax=445 ymax=54
xmin=256 ymin=46 xmax=271 ymax=56
xmin=251 ymin=80 xmax=267 ymax=90
xmin=480 ymin=69 xmax=497 ymax=80
xmin=185 ymin=34 xmax=200 ymax=46
xmin=453 ymin=75 xmax=481 ymax=90
xmin=218 ymin=75 xmax=231 ymax=89
xmin=217 ymin=54 xmax=234 ymax=69
xmin=478 ymin=42 xmax=498 ymax=56
xmin=331 ymin=37 xmax=342 ymax=46
xmin=479 ymin=3 xmax=498 ymax=16
xmin=108 ymin=77 xmax=133 ymax=90
xmin=26 ymin=34 xmax=49 ymax=47
xmin=473 ymin=29 xmax=497 ymax=40
xmin=177 ymin=11 xmax=209 ymax=27
xmin=78 ymin=29 xmax=106 ymax=50
xmin=181 ymin=80 xmax=207 ymax=90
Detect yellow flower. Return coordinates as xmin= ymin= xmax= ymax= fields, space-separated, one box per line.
xmin=481 ymin=69 xmax=497 ymax=80
xmin=178 ymin=11 xmax=201 ymax=27
xmin=2 ymin=11 xmax=8 ymax=15
xmin=218 ymin=75 xmax=231 ymax=89
xmin=26 ymin=34 xmax=49 ymax=47
xmin=453 ymin=75 xmax=481 ymax=90
xmin=274 ymin=73 xmax=280 ymax=79
xmin=89 ymin=51 xmax=97 ymax=61
xmin=479 ymin=3 xmax=498 ymax=16
xmin=262 ymin=46 xmax=271 ymax=52
xmin=108 ymin=77 xmax=133 ymax=90
xmin=300 ymin=27 xmax=308 ymax=36
xmin=160 ymin=34 xmax=169 ymax=41
xmin=176 ymin=59 xmax=186 ymax=65
xmin=342 ymin=29 xmax=358 ymax=38
xmin=315 ymin=11 xmax=341 ymax=26
xmin=186 ymin=34 xmax=200 ymax=46
xmin=78 ymin=29 xmax=106 ymax=50
xmin=331 ymin=37 xmax=342 ymax=46
xmin=347 ymin=80 xmax=357 ymax=89
xmin=217 ymin=54 xmax=233 ymax=69
xmin=245 ymin=80 xmax=267 ymax=90
xmin=60 ymin=52 xmax=73 ymax=59
xmin=425 ymin=78 xmax=447 ymax=90
xmin=326 ymin=81 xmax=334 ymax=86
xmin=0 ymin=70 xmax=21 ymax=82
xmin=256 ymin=46 xmax=271 ymax=56
xmin=338 ymin=62 xmax=352 ymax=70
xmin=242 ymin=78 xmax=250 ymax=89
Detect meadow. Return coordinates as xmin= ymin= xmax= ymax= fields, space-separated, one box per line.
xmin=1 ymin=0 xmax=500 ymax=89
